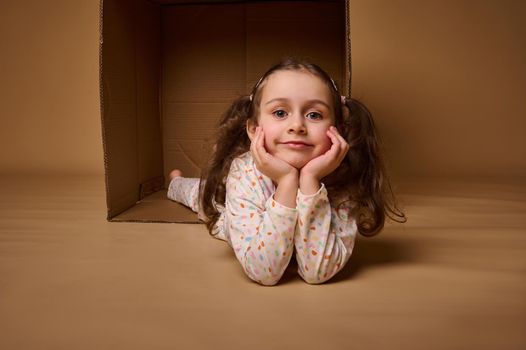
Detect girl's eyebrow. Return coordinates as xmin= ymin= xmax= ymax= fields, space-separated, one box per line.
xmin=264 ymin=98 xmax=330 ymax=109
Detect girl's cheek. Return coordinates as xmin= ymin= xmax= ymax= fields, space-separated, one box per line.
xmin=321 ymin=133 xmax=332 ymax=152
xmin=263 ymin=138 xmax=273 ymax=153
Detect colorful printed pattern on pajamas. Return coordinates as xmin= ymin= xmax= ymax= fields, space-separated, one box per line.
xmin=167 ymin=151 xmax=357 ymax=286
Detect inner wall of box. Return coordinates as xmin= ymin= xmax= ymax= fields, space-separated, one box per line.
xmin=101 ymin=0 xmax=346 ymax=221
xmin=161 ymin=1 xmax=346 ymax=186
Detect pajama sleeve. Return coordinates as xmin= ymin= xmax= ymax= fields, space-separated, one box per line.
xmin=294 ymin=184 xmax=357 ymax=284
xmin=224 ymin=158 xmax=298 ymax=286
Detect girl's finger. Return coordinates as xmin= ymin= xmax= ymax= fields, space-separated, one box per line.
xmin=250 ymin=128 xmax=258 ymax=152
xmin=258 ymin=127 xmax=265 ymax=149
xmin=258 ymin=128 xmax=266 ymax=150
xmin=251 ymin=127 xmax=262 ymax=164
xmin=255 ymin=128 xmax=269 ymax=163
xmin=328 ymin=127 xmax=348 ymax=165
xmin=322 ymin=131 xmax=341 ymax=164
xmin=330 ymin=126 xmax=346 ymax=143
xmin=327 ymin=127 xmax=341 ymax=152
xmin=330 ymin=126 xmax=349 ymax=155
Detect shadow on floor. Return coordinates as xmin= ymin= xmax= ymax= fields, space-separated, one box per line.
xmin=213 ymin=233 xmax=418 ymax=285
xmin=329 ymin=236 xmax=417 ymax=283
xmin=283 ymin=235 xmax=418 ymax=285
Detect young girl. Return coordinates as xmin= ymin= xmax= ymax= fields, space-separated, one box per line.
xmin=167 ymin=58 xmax=406 ymax=286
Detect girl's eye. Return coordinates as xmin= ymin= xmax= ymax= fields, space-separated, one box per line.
xmin=272 ymin=110 xmax=288 ymax=118
xmin=306 ymin=112 xmax=323 ymax=120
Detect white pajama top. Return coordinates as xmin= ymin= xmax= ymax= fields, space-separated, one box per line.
xmin=168 ymin=151 xmax=357 ymax=285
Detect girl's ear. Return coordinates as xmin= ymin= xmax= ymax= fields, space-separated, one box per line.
xmin=246 ymin=120 xmax=257 ymax=142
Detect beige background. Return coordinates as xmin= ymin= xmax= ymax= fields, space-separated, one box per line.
xmin=0 ymin=2 xmax=525 ymax=349
xmin=0 ymin=0 xmax=102 ymax=175
xmin=352 ymin=0 xmax=526 ymax=181
xmin=0 ymin=0 xmax=524 ymax=180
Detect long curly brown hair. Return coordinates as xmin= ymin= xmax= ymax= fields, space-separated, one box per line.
xmin=199 ymin=57 xmax=406 ymax=237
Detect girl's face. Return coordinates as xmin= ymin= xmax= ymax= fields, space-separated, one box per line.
xmin=248 ymin=70 xmax=334 ymax=169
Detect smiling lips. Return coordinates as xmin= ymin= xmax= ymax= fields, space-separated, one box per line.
xmin=281 ymin=141 xmax=313 ymax=149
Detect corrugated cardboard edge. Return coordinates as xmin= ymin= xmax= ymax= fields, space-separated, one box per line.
xmin=139 ymin=176 xmax=165 ymax=199
xmin=98 ymin=0 xmax=204 ymax=224
xmin=99 ymin=0 xmax=352 ymax=224
xmin=109 ymin=218 xmax=202 ymax=224
xmin=98 ymin=0 xmax=114 ymax=221
xmin=345 ymin=0 xmax=352 ymax=96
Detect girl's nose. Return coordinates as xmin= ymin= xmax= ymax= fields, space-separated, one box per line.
xmin=287 ymin=114 xmax=307 ymax=134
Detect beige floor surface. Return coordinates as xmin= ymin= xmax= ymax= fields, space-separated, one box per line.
xmin=0 ymin=174 xmax=525 ymax=350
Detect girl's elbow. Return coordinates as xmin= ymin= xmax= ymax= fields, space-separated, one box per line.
xmin=301 ymin=259 xmax=351 ymax=284
xmin=244 ymin=265 xmax=283 ymax=286
xmin=247 ymin=272 xmax=281 ymax=286
xmin=301 ymin=272 xmax=331 ymax=285
xmin=257 ymin=277 xmax=281 ymax=286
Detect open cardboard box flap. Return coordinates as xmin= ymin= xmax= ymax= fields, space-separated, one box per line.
xmin=100 ymin=0 xmax=350 ymax=223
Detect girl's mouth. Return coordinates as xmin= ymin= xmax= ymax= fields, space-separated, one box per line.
xmin=282 ymin=141 xmax=312 ymax=149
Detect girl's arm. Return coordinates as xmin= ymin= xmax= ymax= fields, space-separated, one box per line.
xmin=294 ymin=185 xmax=357 ymax=284
xmin=293 ymin=126 xmax=354 ymax=283
xmin=250 ymin=126 xmax=299 ymax=208
xmin=224 ymin=156 xmax=298 ymax=286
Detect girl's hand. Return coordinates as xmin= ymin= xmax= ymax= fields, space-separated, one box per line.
xmin=251 ymin=127 xmax=298 ymax=185
xmin=301 ymin=126 xmax=349 ymax=181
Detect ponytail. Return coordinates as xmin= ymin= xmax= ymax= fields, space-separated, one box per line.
xmin=330 ymin=98 xmax=406 ymax=237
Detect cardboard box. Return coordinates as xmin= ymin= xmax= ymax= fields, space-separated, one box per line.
xmin=99 ymin=0 xmax=350 ymax=223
